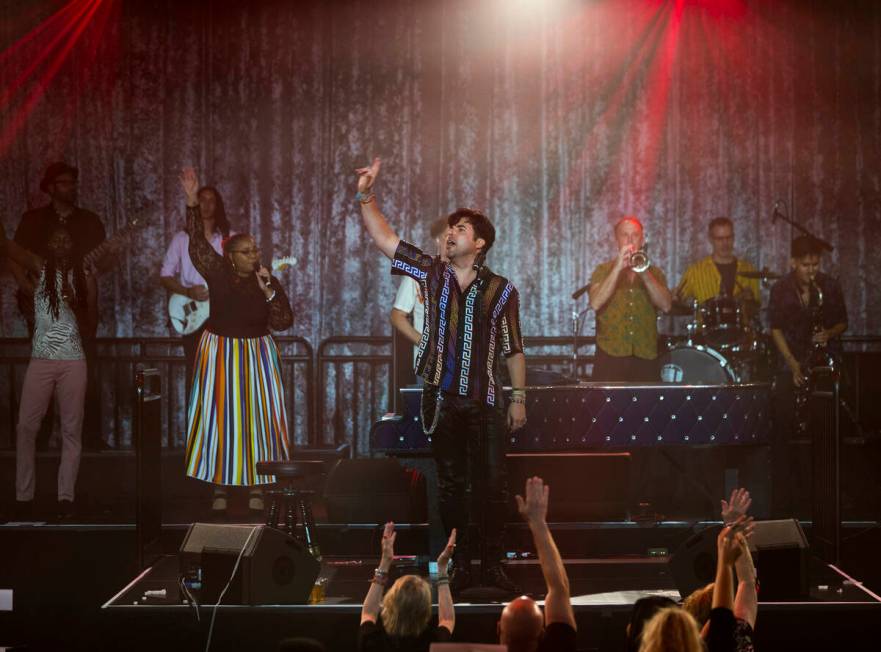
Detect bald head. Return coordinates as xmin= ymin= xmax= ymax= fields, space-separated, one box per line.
xmin=499 ymin=597 xmax=544 ymax=651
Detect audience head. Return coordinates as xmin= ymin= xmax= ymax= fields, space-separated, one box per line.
xmin=680 ymin=582 xmax=714 ymax=627
xmin=624 ymin=595 xmax=677 ymax=652
xmin=498 ymin=596 xmax=545 ymax=652
xmin=638 ymin=606 xmax=703 ymax=652
xmin=381 ymin=574 xmax=432 ymax=638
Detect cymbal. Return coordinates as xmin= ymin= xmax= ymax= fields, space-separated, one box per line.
xmin=738 ymin=268 xmax=781 ymax=280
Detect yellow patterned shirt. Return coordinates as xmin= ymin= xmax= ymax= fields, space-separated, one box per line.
xmin=590 ymin=262 xmax=667 ymax=360
xmin=677 ymin=256 xmax=760 ymax=304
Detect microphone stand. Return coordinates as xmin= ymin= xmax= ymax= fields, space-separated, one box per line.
xmin=571 ymin=305 xmax=591 ymax=380
xmin=772 ymin=201 xmax=834 ymax=252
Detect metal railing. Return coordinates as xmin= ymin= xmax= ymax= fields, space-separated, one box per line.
xmin=1 ymin=334 xmax=879 ymax=452
xmin=0 ymin=336 xmax=313 ymax=449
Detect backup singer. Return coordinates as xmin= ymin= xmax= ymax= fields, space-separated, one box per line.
xmin=1 ymin=225 xmax=97 ymax=521
xmin=768 ymin=235 xmax=847 ymax=516
xmin=179 ymin=168 xmax=293 ymax=515
xmin=356 ymin=157 xmax=526 ymax=594
xmin=588 ymin=217 xmax=672 ymax=382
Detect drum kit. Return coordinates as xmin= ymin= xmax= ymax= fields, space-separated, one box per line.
xmin=659 ymin=269 xmax=781 ymax=385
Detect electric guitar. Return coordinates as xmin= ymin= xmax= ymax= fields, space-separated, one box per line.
xmin=167 ymin=256 xmax=297 ymax=335
xmin=82 ymin=218 xmax=143 ymax=270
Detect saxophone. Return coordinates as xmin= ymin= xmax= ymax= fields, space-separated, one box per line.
xmin=794 ymin=279 xmax=834 ymax=434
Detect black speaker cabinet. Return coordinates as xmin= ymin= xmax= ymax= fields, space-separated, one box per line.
xmin=506 ymin=452 xmax=630 ymax=521
xmin=179 ymin=523 xmax=320 ymax=605
xmin=749 ymin=518 xmax=809 ymax=600
xmin=670 ymin=519 xmax=809 ymax=601
xmin=669 ymin=525 xmax=723 ymax=600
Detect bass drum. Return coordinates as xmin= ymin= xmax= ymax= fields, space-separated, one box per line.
xmin=659 ymin=344 xmax=739 ymax=385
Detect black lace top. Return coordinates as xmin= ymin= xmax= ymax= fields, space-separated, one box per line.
xmin=186 ymin=205 xmax=293 ymax=338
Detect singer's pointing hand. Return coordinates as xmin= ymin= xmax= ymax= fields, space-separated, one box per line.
xmin=356 ymin=157 xmax=381 ymax=193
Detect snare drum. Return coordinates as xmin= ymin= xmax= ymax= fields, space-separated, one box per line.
xmin=659 ymin=343 xmax=739 ymax=385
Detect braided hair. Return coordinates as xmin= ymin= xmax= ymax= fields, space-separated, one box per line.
xmin=41 ymin=226 xmax=88 ymax=320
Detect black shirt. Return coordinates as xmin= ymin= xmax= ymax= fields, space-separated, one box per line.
xmin=358 ymin=621 xmax=451 ymax=652
xmin=706 ymin=607 xmax=736 ymax=652
xmin=13 ymin=204 xmax=106 ymax=330
xmin=15 ymin=204 xmax=106 ymax=261
xmin=187 ymin=205 xmax=293 ymax=337
xmin=538 ymin=622 xmax=577 ymax=652
xmin=768 ymin=271 xmax=847 ymax=368
xmin=392 ymin=240 xmax=524 ymax=407
xmin=714 ymin=261 xmax=737 ymax=297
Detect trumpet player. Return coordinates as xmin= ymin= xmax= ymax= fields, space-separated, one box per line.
xmin=588 ymin=216 xmax=672 ymax=382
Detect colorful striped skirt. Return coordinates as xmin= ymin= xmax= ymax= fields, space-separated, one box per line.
xmin=185 ymin=331 xmax=290 ymax=486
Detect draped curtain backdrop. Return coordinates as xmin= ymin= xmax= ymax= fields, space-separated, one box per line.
xmin=1 ymin=0 xmax=880 ymax=444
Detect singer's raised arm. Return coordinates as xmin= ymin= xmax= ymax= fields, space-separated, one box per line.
xmin=180 ymin=167 xmax=224 ymax=279
xmin=355 ymin=158 xmax=400 ymax=260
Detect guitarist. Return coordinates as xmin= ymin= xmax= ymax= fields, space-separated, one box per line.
xmin=160 ymin=185 xmax=231 ymax=404
xmin=11 ymin=162 xmax=107 ymax=451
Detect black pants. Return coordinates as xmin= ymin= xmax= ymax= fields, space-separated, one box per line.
xmin=422 ymin=384 xmax=508 ymax=565
xmin=592 ymin=348 xmax=659 ymax=382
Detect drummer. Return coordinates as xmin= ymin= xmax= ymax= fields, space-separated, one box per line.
xmin=675 ymin=217 xmax=760 ymax=313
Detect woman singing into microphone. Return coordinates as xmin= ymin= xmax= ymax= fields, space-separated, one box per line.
xmin=179 ymin=167 xmax=293 ymax=516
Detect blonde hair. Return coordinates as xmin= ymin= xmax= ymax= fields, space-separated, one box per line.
xmin=638 ymin=607 xmax=703 ymax=652
xmin=381 ymin=575 xmax=432 ymax=638
xmin=681 ymin=582 xmax=714 ymax=626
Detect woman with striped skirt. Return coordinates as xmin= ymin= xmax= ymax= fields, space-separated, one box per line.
xmin=179 ymin=167 xmax=293 ymax=515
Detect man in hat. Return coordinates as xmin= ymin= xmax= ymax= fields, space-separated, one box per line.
xmin=11 ymin=162 xmax=107 ymax=450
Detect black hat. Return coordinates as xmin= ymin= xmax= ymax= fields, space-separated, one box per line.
xmin=40 ymin=162 xmax=78 ymax=193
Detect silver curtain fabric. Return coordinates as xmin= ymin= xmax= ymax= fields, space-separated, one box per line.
xmin=2 ymin=0 xmax=879 ymax=340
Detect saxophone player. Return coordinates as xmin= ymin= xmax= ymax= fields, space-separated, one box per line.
xmin=767 ymin=235 xmax=847 ymax=516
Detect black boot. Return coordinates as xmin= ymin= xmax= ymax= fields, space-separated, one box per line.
xmin=449 ymin=551 xmax=473 ymax=594
xmin=483 ymin=563 xmax=521 ymax=594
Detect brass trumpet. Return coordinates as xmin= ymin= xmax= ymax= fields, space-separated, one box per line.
xmin=629 ymin=247 xmax=649 ymax=273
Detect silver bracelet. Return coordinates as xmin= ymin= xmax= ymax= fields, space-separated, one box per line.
xmin=265 ymin=290 xmax=277 ymax=303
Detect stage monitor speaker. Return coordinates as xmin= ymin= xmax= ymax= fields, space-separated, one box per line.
xmin=179 ymin=523 xmax=320 ymax=605
xmin=324 ymin=458 xmax=427 ymax=523
xmin=669 ymin=525 xmax=723 ymax=600
xmin=506 ymin=452 xmax=630 ymax=521
xmin=670 ymin=518 xmax=809 ymax=601
xmin=749 ymin=518 xmax=809 ymax=600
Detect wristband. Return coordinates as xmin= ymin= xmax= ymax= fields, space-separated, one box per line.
xmin=356 ymin=191 xmax=375 ymax=204
xmin=435 ymin=577 xmax=449 ymax=586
